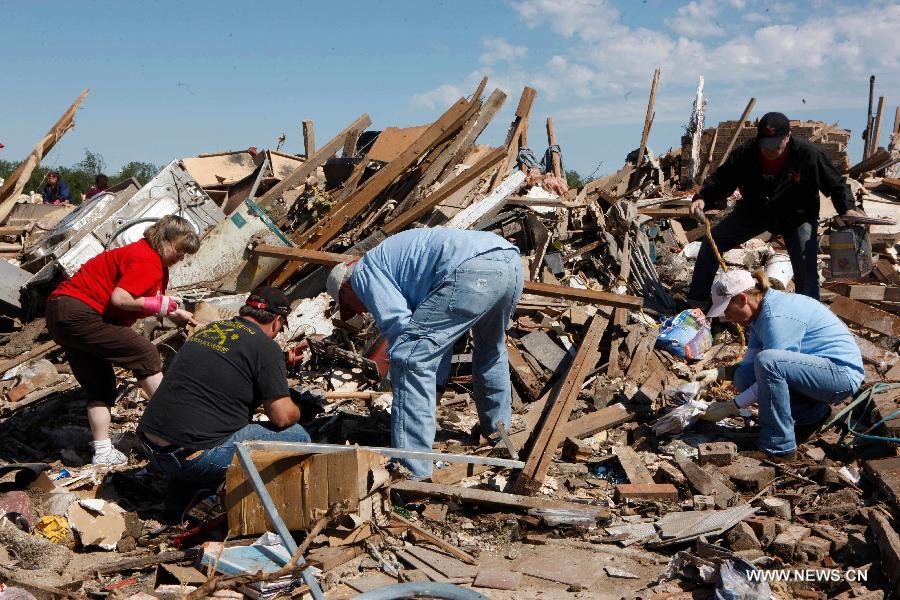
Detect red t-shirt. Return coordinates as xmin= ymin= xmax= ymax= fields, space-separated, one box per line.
xmin=758 ymin=144 xmax=790 ymax=176
xmin=51 ymin=239 xmax=169 ymax=326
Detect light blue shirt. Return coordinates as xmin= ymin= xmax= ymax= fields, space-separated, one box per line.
xmin=350 ymin=228 xmax=517 ymax=345
xmin=733 ymin=289 xmax=865 ymax=391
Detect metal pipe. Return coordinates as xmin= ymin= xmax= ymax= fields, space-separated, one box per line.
xmin=244 ymin=441 xmax=525 ymax=469
xmin=234 ymin=443 xmax=325 ymax=599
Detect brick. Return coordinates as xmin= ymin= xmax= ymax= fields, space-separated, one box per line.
xmin=726 ymin=521 xmax=761 ymax=551
xmin=771 ymin=525 xmax=811 ymax=559
xmin=811 ymin=524 xmax=848 ymax=551
xmin=846 ymin=532 xmax=876 ymax=566
xmin=744 ymin=516 xmax=777 ymax=545
xmin=654 ymin=461 xmax=687 ymax=486
xmin=721 ymin=457 xmax=776 ymax=492
xmin=615 ymin=483 xmax=679 ymax=502
xmin=762 ymin=497 xmax=792 ymax=520
xmin=693 ymin=495 xmax=716 ymax=511
xmin=733 ymin=548 xmax=765 ymax=562
xmin=697 ymin=442 xmax=737 ymax=467
xmin=798 ymin=536 xmax=832 ymax=562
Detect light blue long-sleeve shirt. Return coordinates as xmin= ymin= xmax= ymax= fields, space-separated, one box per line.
xmin=733 ymin=289 xmax=865 ymax=391
xmin=350 ymin=228 xmax=517 ymax=345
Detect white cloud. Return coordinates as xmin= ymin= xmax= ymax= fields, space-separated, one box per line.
xmin=410 ymin=83 xmax=465 ymax=110
xmin=665 ymin=0 xmax=726 ymax=38
xmin=480 ymin=37 xmax=528 ymax=64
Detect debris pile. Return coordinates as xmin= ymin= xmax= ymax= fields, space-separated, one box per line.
xmin=0 ymin=74 xmax=898 ymax=600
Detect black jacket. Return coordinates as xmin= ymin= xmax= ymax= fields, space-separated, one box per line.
xmin=698 ymin=136 xmax=854 ymax=231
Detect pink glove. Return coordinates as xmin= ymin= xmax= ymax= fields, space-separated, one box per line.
xmin=142 ymin=295 xmax=178 ymax=317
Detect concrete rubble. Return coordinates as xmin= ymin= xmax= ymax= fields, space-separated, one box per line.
xmin=0 ymin=75 xmax=898 ymax=599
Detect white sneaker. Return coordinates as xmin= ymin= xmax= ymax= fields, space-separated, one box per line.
xmin=92 ymin=447 xmax=128 ymax=466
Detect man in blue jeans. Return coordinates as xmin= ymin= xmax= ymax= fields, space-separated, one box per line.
xmin=138 ymin=286 xmax=310 ymax=485
xmin=687 ymin=112 xmax=864 ymax=304
xmin=327 ymin=228 xmax=524 ymax=479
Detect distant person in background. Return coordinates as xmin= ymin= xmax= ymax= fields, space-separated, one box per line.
xmin=85 ymin=174 xmax=109 ymax=200
xmin=42 ymin=171 xmax=71 ymax=204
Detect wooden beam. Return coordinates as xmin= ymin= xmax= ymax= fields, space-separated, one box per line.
xmin=263 ymin=113 xmax=371 ymax=218
xmin=562 ymin=403 xmax=636 ymax=439
xmin=489 ymin=87 xmax=536 ymax=191
xmin=508 ymin=341 xmax=543 ymax=403
xmin=864 ymin=75 xmax=876 ymax=160
xmin=546 ymin=117 xmax=562 ymax=178
xmin=271 ymin=98 xmax=470 ymax=286
xmin=829 ymin=283 xmax=900 ymax=302
xmin=847 ymin=147 xmax=893 ymax=178
xmin=382 ymin=146 xmax=506 ymax=235
xmin=335 ymin=149 xmax=372 ymax=203
xmin=606 ymin=308 xmax=628 ymax=378
xmin=0 ymin=88 xmax=89 ymax=221
xmin=613 ymin=446 xmax=654 ymax=485
xmin=343 ymin=128 xmax=361 ymax=158
xmin=515 ymin=309 xmax=613 ymax=494
xmin=302 ymin=120 xmax=315 ymax=157
xmin=871 ymin=96 xmax=886 ymax=156
xmin=829 ymin=295 xmax=900 ymax=337
xmin=252 ymin=245 xmax=643 ymax=310
xmin=389 ymin=512 xmax=477 ymax=565
xmin=634 ymin=68 xmax=661 ymax=176
xmin=392 ymin=480 xmax=609 ymax=520
xmin=717 ymin=98 xmax=757 ymax=167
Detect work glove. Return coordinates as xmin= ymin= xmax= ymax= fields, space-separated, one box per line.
xmin=142 ymin=294 xmax=178 ymax=317
xmin=692 ymin=368 xmax=720 ymax=388
xmin=700 ymin=399 xmax=740 ymax=422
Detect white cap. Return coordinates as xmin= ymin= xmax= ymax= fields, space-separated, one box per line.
xmin=326 ymin=261 xmax=356 ymax=306
xmin=707 ymin=269 xmax=756 ymax=318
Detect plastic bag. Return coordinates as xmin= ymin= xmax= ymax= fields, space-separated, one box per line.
xmin=652 ymin=400 xmax=709 ymax=435
xmin=656 ymin=309 xmax=712 ymax=361
xmin=715 ymin=559 xmax=772 ymax=600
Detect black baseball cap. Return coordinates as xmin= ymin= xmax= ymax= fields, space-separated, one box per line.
xmin=757 ymin=112 xmax=790 ymax=150
xmin=246 ymin=286 xmax=291 ymax=319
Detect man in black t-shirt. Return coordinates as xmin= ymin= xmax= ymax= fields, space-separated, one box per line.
xmin=138 ymin=287 xmax=310 ymax=484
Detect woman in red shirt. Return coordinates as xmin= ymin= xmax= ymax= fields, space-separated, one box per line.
xmin=47 ymin=215 xmax=201 ymax=465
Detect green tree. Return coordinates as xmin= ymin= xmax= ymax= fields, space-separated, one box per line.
xmin=117 ymin=161 xmax=159 ymax=185
xmin=74 ymin=148 xmax=106 ymax=176
xmin=565 ymin=169 xmax=586 ymax=189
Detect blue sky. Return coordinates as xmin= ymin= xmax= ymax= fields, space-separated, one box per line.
xmin=2 ymin=0 xmax=898 ymax=178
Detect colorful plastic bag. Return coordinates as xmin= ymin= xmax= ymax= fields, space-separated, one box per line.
xmin=655 ymin=308 xmax=712 ymax=361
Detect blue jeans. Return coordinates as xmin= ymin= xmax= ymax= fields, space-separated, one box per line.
xmin=390 ymin=249 xmax=524 ymax=478
xmin=688 ymin=207 xmax=819 ymax=301
xmin=142 ymin=423 xmax=310 ymax=485
xmin=754 ymin=349 xmax=857 ymax=454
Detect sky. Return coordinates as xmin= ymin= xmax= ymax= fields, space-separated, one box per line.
xmin=2 ymin=0 xmax=898 ymax=178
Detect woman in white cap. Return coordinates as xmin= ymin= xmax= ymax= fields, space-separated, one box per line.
xmin=694 ymin=269 xmax=864 ymax=459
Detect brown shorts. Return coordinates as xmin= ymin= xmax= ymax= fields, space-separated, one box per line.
xmin=46 ymin=295 xmax=161 ymax=406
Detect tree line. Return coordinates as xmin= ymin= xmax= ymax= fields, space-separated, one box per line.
xmin=0 ymin=148 xmax=159 ymax=204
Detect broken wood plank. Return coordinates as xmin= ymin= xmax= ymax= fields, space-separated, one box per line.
xmin=615 ymin=483 xmax=679 ymax=502
xmin=0 ymin=340 xmax=60 ymax=375
xmin=546 ymin=117 xmax=562 ymax=178
xmin=0 ymin=88 xmax=90 ymax=221
xmin=829 ymin=295 xmax=900 ymax=337
xmin=489 ymin=86 xmax=536 ymax=191
xmin=302 ymin=120 xmax=315 ymax=157
xmin=507 ymin=341 xmax=543 ymax=403
xmin=515 ymin=308 xmax=613 ymax=494
xmin=633 ymin=68 xmax=660 ymax=179
xmin=391 ymin=480 xmax=608 ymax=520
xmin=390 ymin=511 xmax=477 ymax=565
xmin=606 ymin=308 xmax=629 ymax=378
xmin=562 ymin=403 xmax=636 ymax=438
xmin=273 ymin=98 xmax=470 ymax=285
xmin=613 ymin=446 xmax=654 ymax=485
xmin=403 ymin=545 xmax=476 ymax=579
xmin=717 ymin=98 xmax=757 ymax=167
xmin=265 ymin=113 xmax=372 ymax=217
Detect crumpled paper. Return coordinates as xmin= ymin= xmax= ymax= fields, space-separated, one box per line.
xmin=652 ymin=399 xmax=709 ymax=435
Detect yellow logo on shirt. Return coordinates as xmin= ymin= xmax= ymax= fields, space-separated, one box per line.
xmin=189 ymin=319 xmax=255 ymax=353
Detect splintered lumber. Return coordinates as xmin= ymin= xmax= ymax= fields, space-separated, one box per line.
xmin=871 ymin=96 xmax=885 ymax=156
xmin=390 ymin=512 xmax=477 ymax=565
xmin=507 ymin=341 xmax=543 ymax=403
xmin=445 ymin=170 xmax=525 ymax=229
xmin=489 ymin=87 xmax=536 ymax=191
xmin=392 ymin=480 xmax=608 ymax=520
xmin=382 ymin=146 xmax=506 ymax=234
xmin=607 ymin=308 xmax=629 ymax=378
xmin=272 ymin=98 xmax=470 ymax=286
xmin=546 ymin=117 xmax=562 ymax=178
xmin=848 ymin=148 xmax=893 ymax=178
xmin=515 ymin=308 xmax=612 ymax=494
xmin=613 ymin=446 xmax=654 ymax=485
xmin=264 ymin=113 xmax=372 ymax=216
xmin=0 ymin=340 xmax=60 ymax=375
xmin=302 ymin=120 xmax=315 ymax=157
xmin=561 ymin=403 xmax=636 ymax=438
xmin=829 ymin=295 xmax=900 ymax=337
xmin=251 ymin=245 xmax=643 ymax=309
xmin=717 ymin=98 xmax=757 ymax=167
xmin=634 ymin=68 xmax=660 ymax=175
xmin=0 ymin=88 xmax=89 ymax=222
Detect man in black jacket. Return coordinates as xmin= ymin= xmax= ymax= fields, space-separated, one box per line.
xmin=688 ymin=112 xmax=864 ymax=303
